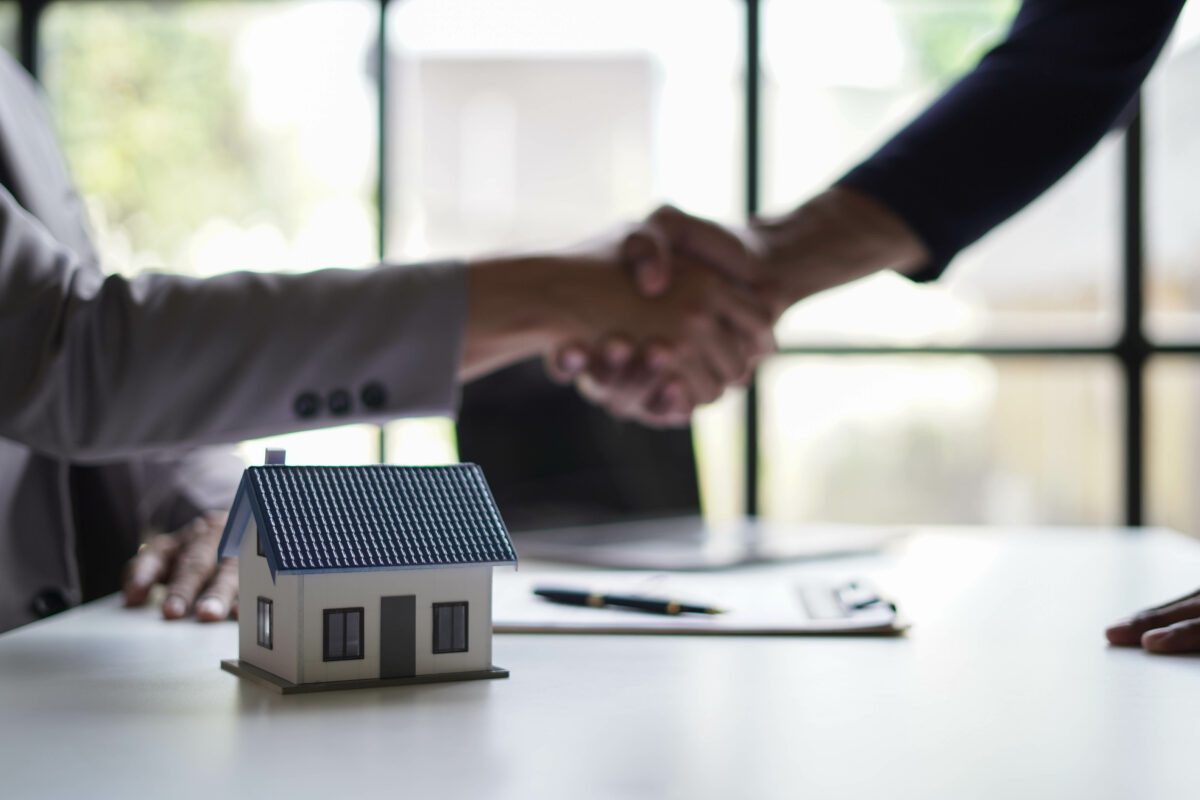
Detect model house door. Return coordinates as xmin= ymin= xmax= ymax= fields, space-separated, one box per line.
xmin=380 ymin=595 xmax=416 ymax=679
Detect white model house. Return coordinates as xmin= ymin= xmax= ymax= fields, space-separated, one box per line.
xmin=217 ymin=457 xmax=517 ymax=693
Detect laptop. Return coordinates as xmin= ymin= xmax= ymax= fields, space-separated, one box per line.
xmin=458 ymin=360 xmax=901 ymax=571
xmin=512 ymin=515 xmax=905 ymax=571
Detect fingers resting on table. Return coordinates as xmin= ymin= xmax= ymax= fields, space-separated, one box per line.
xmin=122 ymin=511 xmax=236 ymax=623
xmin=1106 ymin=588 xmax=1200 ymax=654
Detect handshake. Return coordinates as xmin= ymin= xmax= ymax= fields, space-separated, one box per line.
xmin=546 ymin=205 xmax=783 ymax=427
xmin=465 ymin=188 xmax=929 ymax=426
xmin=465 ymin=205 xmax=783 ymax=427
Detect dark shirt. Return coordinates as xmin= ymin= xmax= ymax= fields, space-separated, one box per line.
xmin=839 ymin=0 xmax=1187 ymax=280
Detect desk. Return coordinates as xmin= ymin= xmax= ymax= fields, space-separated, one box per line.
xmin=2 ymin=526 xmax=1199 ymax=800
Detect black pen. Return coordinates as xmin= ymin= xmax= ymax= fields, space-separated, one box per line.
xmin=836 ymin=583 xmax=898 ymax=613
xmin=533 ymin=586 xmax=724 ymax=616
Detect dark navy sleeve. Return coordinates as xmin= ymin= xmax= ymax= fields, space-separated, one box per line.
xmin=837 ymin=0 xmax=1187 ymax=281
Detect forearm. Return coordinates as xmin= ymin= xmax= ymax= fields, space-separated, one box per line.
xmin=460 ymin=255 xmax=566 ymax=382
xmin=461 ymin=239 xmax=772 ymax=412
xmin=0 ymin=187 xmax=466 ymax=460
xmin=461 ymin=247 xmax=652 ymax=381
xmin=753 ymin=187 xmax=929 ymax=312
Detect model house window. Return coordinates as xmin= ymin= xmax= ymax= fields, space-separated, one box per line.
xmin=256 ymin=530 xmax=264 ymax=558
xmin=256 ymin=597 xmax=273 ymax=650
xmin=433 ymin=602 xmax=468 ymax=654
xmin=323 ymin=608 xmax=364 ymax=661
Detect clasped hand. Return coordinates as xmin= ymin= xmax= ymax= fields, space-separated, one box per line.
xmin=545 ymin=205 xmax=780 ymax=427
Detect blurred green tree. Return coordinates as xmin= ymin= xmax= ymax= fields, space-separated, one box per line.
xmin=897 ymin=0 xmax=1019 ymax=83
xmin=41 ymin=3 xmax=296 ymax=273
xmin=0 ymin=3 xmax=17 ymax=57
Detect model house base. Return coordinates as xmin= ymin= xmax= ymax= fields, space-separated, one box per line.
xmin=221 ymin=659 xmax=509 ymax=695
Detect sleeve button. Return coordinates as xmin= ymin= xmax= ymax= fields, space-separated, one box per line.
xmin=360 ymin=381 xmax=388 ymax=411
xmin=328 ymin=388 xmax=352 ymax=416
xmin=293 ymin=391 xmax=321 ymax=419
xmin=31 ymin=588 xmax=68 ymax=619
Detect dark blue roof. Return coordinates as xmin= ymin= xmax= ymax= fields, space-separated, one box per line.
xmin=218 ymin=464 xmax=516 ymax=577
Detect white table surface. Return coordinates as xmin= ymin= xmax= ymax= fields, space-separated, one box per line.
xmin=2 ymin=525 xmax=1199 ymax=800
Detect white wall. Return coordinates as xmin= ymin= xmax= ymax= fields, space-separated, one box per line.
xmin=298 ymin=566 xmax=494 ymax=684
xmin=237 ymin=519 xmax=300 ymax=683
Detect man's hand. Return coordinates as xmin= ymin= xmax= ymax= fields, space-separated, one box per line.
xmin=551 ymin=189 xmax=931 ymax=421
xmin=546 ymin=207 xmax=775 ymax=424
xmin=623 ymin=188 xmax=929 ymax=310
xmin=568 ymin=261 xmax=774 ymax=426
xmin=122 ymin=511 xmax=237 ymax=622
xmin=465 ymin=228 xmax=775 ymax=427
xmin=545 ymin=240 xmax=775 ymax=425
xmin=1106 ymin=588 xmax=1200 ymax=654
xmin=621 ymin=204 xmax=768 ymax=300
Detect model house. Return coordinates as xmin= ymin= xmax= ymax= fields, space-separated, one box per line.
xmin=217 ymin=453 xmax=517 ymax=693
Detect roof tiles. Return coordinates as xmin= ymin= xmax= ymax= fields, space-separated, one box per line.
xmin=245 ymin=464 xmax=516 ymax=572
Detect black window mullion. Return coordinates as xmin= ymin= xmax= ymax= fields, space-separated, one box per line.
xmin=1121 ymin=102 xmax=1147 ymax=527
xmin=18 ymin=0 xmax=42 ymax=77
xmin=375 ymin=0 xmax=390 ymax=464
xmin=743 ymin=0 xmax=762 ymax=517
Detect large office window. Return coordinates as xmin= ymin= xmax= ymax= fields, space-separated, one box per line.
xmin=15 ymin=0 xmax=1200 ymax=534
xmin=38 ymin=0 xmax=381 ymax=468
xmin=323 ymin=607 xmax=364 ymax=661
xmin=432 ymin=602 xmax=468 ymax=654
xmin=256 ymin=597 xmax=273 ymax=649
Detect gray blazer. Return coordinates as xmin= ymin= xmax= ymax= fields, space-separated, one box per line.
xmin=0 ymin=52 xmax=467 ymax=631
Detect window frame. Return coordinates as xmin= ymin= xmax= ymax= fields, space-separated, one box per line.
xmin=256 ymin=596 xmax=273 ymax=650
xmin=737 ymin=0 xmax=1154 ymax=527
xmin=322 ymin=607 xmax=365 ymax=662
xmin=432 ymin=601 xmax=469 ymax=654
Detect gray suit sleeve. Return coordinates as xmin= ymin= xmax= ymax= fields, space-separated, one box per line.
xmin=136 ymin=446 xmax=245 ymax=531
xmin=0 ymin=184 xmax=467 ymax=462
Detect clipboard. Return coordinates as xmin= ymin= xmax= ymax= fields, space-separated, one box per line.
xmin=493 ymin=570 xmax=907 ymax=636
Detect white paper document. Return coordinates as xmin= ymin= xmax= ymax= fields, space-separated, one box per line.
xmin=493 ymin=570 xmax=906 ymax=636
